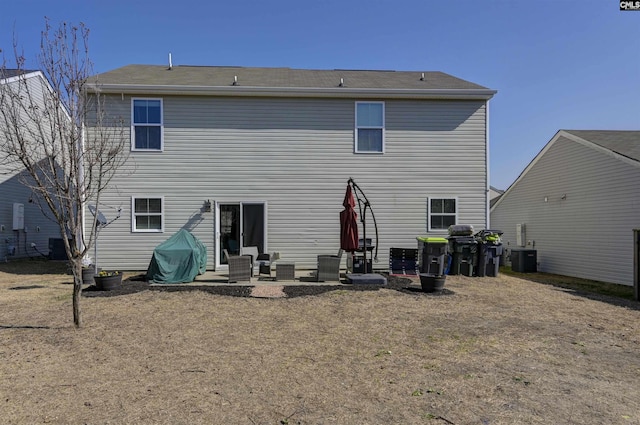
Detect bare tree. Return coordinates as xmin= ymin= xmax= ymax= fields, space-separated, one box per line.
xmin=0 ymin=19 xmax=127 ymax=327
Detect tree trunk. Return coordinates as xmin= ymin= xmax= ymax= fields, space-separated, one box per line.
xmin=72 ymin=261 xmax=83 ymax=328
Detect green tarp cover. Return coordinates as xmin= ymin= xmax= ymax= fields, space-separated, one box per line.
xmin=146 ymin=229 xmax=207 ymax=284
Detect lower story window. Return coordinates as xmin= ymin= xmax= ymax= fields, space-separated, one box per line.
xmin=428 ymin=198 xmax=457 ymax=231
xmin=133 ymin=197 xmax=163 ymax=232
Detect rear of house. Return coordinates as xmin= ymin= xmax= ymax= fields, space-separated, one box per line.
xmin=491 ymin=130 xmax=640 ymax=286
xmin=86 ymin=64 xmax=495 ymax=271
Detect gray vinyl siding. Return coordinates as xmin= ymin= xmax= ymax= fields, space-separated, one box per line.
xmin=92 ymin=95 xmax=488 ymax=270
xmin=0 ymin=172 xmax=63 ymax=260
xmin=0 ymin=74 xmax=62 ymax=260
xmin=491 ymin=136 xmax=640 ymax=286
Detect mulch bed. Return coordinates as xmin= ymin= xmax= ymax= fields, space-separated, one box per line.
xmin=82 ymin=274 xmax=454 ymax=298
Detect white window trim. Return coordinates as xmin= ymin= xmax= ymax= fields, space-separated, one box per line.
xmin=355 ymin=101 xmax=385 ymax=154
xmin=131 ymin=97 xmax=164 ymax=152
xmin=131 ymin=196 xmax=165 ymax=233
xmin=427 ymin=196 xmax=458 ymax=232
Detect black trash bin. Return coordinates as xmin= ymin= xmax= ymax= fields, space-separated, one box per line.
xmin=510 ymin=249 xmax=537 ymax=273
xmin=475 ymin=230 xmax=503 ymax=277
xmin=416 ymin=237 xmax=448 ymax=276
xmin=477 ymin=244 xmax=503 ymax=277
xmin=448 ymin=236 xmax=477 ymax=276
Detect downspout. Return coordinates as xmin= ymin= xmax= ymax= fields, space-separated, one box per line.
xmin=78 ymin=121 xmax=86 ymax=257
xmin=485 ymin=100 xmax=490 ymax=229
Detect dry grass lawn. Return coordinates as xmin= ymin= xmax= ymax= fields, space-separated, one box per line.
xmin=1 ymin=260 xmax=640 ymax=424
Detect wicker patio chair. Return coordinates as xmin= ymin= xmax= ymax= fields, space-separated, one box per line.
xmin=316 ymin=249 xmax=343 ymax=282
xmin=240 ymin=246 xmax=273 ymax=277
xmin=256 ymin=252 xmax=281 ymax=279
xmin=224 ymin=249 xmax=251 ymax=283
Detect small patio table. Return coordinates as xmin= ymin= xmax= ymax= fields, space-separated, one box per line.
xmin=276 ymin=261 xmax=295 ymax=281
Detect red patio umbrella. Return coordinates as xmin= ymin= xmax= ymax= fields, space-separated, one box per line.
xmin=340 ymin=184 xmax=359 ymax=252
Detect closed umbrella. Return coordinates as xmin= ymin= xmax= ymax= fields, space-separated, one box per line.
xmin=340 ymin=184 xmax=359 ymax=252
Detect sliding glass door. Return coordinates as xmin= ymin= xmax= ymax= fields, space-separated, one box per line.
xmin=216 ymin=202 xmax=266 ymax=267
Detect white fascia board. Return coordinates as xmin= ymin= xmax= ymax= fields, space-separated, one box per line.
xmin=86 ymin=83 xmax=496 ymax=100
xmin=0 ymin=70 xmax=45 ymax=86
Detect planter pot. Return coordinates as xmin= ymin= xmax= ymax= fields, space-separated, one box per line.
xmin=419 ymin=274 xmax=446 ymax=293
xmin=82 ymin=267 xmax=101 ymax=285
xmin=94 ymin=274 xmax=122 ymax=291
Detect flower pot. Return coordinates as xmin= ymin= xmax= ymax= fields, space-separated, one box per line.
xmin=94 ymin=274 xmax=122 ymax=291
xmin=82 ymin=267 xmax=101 ymax=285
xmin=419 ymin=274 xmax=446 ymax=293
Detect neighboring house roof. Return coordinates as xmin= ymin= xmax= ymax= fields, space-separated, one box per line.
xmin=491 ymin=130 xmax=640 ymax=211
xmin=563 ymin=130 xmax=640 ymax=163
xmin=0 ymin=69 xmax=41 ymax=83
xmin=489 ymin=185 xmax=504 ymax=196
xmin=88 ymin=64 xmax=496 ymax=99
xmin=488 ymin=186 xmax=504 ymax=207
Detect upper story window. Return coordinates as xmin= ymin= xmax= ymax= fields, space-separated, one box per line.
xmin=132 ymin=197 xmax=164 ymax=232
xmin=428 ymin=198 xmax=457 ymax=231
xmin=132 ymin=98 xmax=163 ymax=151
xmin=355 ymin=102 xmax=384 ymax=153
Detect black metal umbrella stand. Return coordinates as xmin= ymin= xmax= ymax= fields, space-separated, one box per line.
xmin=348 ymin=177 xmax=379 ymax=273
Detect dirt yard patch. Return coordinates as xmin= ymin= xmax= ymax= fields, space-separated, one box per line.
xmin=1 ymin=261 xmax=639 ymax=424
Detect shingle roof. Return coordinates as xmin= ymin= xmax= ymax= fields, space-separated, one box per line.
xmin=0 ymin=68 xmax=40 ymax=80
xmin=564 ymin=130 xmax=640 ymax=163
xmin=91 ymin=64 xmax=494 ymax=97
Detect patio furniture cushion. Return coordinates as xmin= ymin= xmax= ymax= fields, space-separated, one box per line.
xmin=240 ymin=246 xmax=261 ymax=276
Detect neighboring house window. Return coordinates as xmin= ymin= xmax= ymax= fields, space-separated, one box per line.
xmin=428 ymin=198 xmax=457 ymax=231
xmin=132 ymin=98 xmax=163 ymax=151
xmin=355 ymin=101 xmax=384 ymax=153
xmin=132 ymin=197 xmax=163 ymax=232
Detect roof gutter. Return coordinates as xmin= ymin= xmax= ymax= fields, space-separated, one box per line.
xmin=86 ymin=83 xmax=496 ymax=100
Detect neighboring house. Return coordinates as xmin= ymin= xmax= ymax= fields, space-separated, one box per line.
xmin=85 ymin=64 xmax=496 ymax=271
xmin=489 ymin=185 xmax=504 ymax=208
xmin=0 ymin=70 xmax=62 ymax=261
xmin=491 ymin=130 xmax=640 ymax=286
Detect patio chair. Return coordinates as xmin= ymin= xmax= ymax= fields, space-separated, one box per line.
xmin=389 ymin=247 xmax=419 ymax=276
xmin=223 ymin=249 xmax=251 ymax=283
xmin=240 ymin=246 xmax=271 ymax=277
xmin=317 ymin=249 xmax=343 ymax=282
xmin=256 ymin=252 xmax=281 ymax=279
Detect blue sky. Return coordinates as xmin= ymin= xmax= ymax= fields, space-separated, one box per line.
xmin=1 ymin=0 xmax=638 ymax=189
